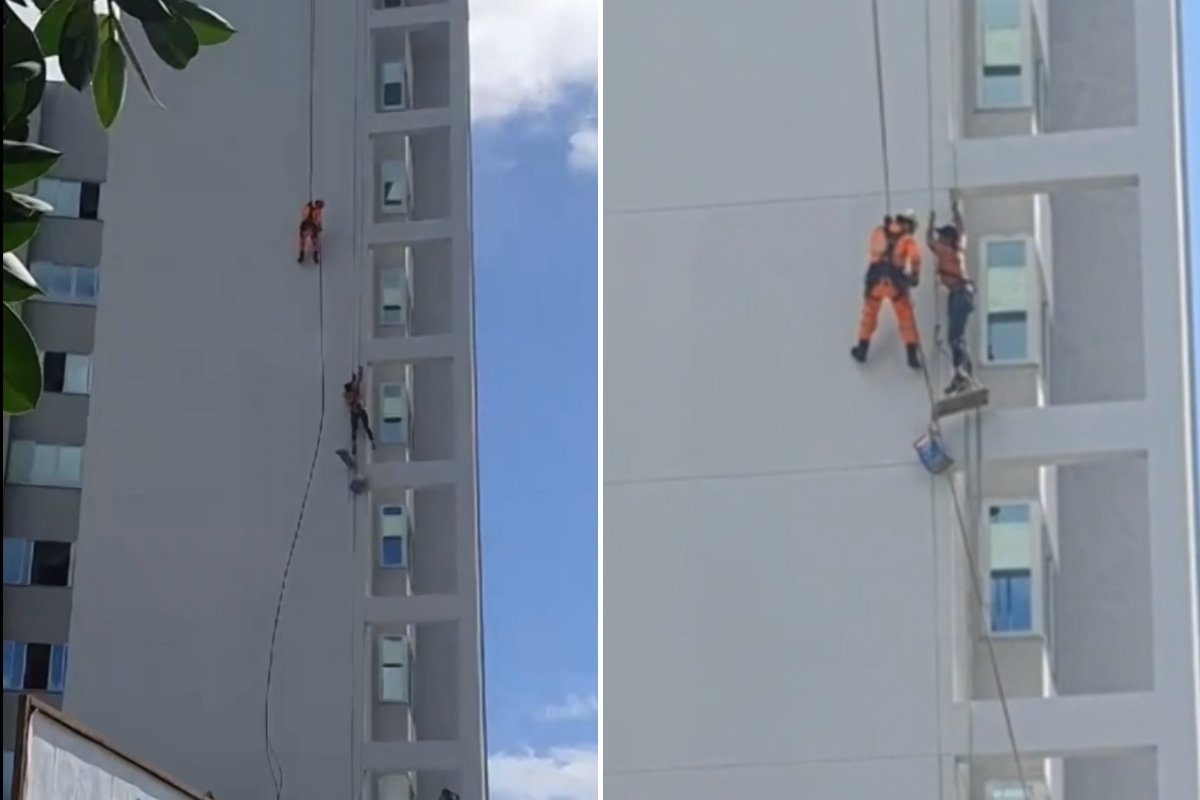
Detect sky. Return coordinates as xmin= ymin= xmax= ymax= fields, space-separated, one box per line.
xmin=1184 ymin=0 xmax=1200 ymax=535
xmin=466 ymin=1 xmax=598 ymax=798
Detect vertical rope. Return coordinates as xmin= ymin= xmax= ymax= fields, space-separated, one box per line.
xmin=867 ymin=0 xmax=1032 ymax=795
xmin=264 ymin=1 xmax=326 ymax=798
xmin=869 ymin=0 xmax=892 ymax=211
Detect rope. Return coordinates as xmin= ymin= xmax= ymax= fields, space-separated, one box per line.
xmin=868 ymin=0 xmax=892 ymax=211
xmin=264 ymin=0 xmax=325 ymax=797
xmin=868 ymin=0 xmax=1032 ymax=796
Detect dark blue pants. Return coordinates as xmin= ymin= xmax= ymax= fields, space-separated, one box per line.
xmin=947 ymin=284 xmax=975 ymax=374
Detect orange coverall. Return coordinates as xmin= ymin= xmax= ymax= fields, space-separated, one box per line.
xmin=857 ymin=224 xmax=922 ymax=346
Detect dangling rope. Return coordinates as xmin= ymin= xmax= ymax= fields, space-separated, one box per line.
xmin=867 ymin=1 xmax=1032 ymax=797
xmin=869 ymin=0 xmax=892 ymax=213
xmin=263 ymin=0 xmax=326 ymax=797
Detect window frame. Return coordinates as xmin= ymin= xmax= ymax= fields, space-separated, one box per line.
xmin=6 ymin=440 xmax=84 ymax=489
xmin=982 ymin=498 xmax=1045 ymax=639
xmin=378 ymin=634 xmax=413 ymax=704
xmin=979 ymin=234 xmax=1040 ymax=367
xmin=976 ymin=0 xmax=1033 ymax=110
xmin=2 ymin=539 xmax=33 ymax=586
xmin=2 ymin=641 xmax=26 ymax=692
xmin=379 ymin=504 xmax=411 ymax=569
xmin=40 ymin=351 xmax=93 ymax=395
xmin=380 ymin=59 xmax=409 ymax=111
xmin=379 ymin=250 xmax=413 ymax=331
xmin=28 ymin=261 xmax=99 ymax=306
xmin=378 ymin=380 xmax=411 ymax=446
xmin=985 ymin=779 xmax=1049 ymax=800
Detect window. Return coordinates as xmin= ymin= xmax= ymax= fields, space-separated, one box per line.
xmin=988 ymin=503 xmax=1034 ymax=634
xmin=380 ymin=61 xmax=409 ymax=110
xmin=34 ymin=178 xmax=100 ymax=220
xmin=377 ymin=774 xmax=417 ymax=800
xmin=381 ymin=157 xmax=412 ymax=215
xmin=379 ymin=635 xmax=412 ymax=703
xmin=29 ymin=262 xmax=98 ymax=305
xmin=380 ymin=0 xmax=406 ymax=8
xmin=7 ymin=440 xmax=84 ymax=488
xmin=42 ymin=352 xmax=93 ymax=395
xmin=379 ymin=382 xmax=411 ymax=445
xmin=983 ymin=238 xmax=1032 ymax=363
xmin=987 ymin=781 xmax=1048 ymax=800
xmin=3 ymin=540 xmax=32 ymax=586
xmin=978 ymin=0 xmax=1029 ymax=109
xmin=2 ymin=642 xmax=68 ymax=694
xmin=2 ymin=540 xmax=71 ymax=587
xmin=380 ymin=266 xmax=411 ymax=329
xmin=380 ymin=505 xmax=410 ymax=569
xmin=2 ymin=642 xmax=23 ymax=691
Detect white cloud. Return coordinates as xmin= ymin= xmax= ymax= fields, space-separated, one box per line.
xmin=566 ymin=122 xmax=598 ymax=172
xmin=469 ymin=0 xmax=599 ymax=122
xmin=489 ymin=746 xmax=598 ymax=800
xmin=539 ymin=693 xmax=598 ymax=721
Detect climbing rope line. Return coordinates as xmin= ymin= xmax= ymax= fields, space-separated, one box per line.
xmin=869 ymin=0 xmax=892 ymax=212
xmin=264 ymin=0 xmax=325 ymax=797
xmin=921 ymin=2 xmax=946 ymax=798
xmin=867 ymin=1 xmax=1032 ymax=797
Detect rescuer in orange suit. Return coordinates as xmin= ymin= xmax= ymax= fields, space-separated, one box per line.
xmin=298 ymin=199 xmax=325 ymax=264
xmin=851 ymin=210 xmax=923 ymax=370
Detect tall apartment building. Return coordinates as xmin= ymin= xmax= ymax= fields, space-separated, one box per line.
xmin=3 ymin=82 xmax=108 ymax=796
xmin=5 ymin=1 xmax=486 ymax=799
xmin=604 ymin=1 xmax=1199 ymax=799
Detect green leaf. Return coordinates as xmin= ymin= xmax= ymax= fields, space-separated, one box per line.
xmin=2 ymin=301 xmax=43 ymax=415
xmin=59 ymin=1 xmax=100 ymax=91
xmin=114 ymin=0 xmax=173 ymax=22
xmin=8 ymin=117 xmax=31 ymax=142
xmin=168 ymin=0 xmax=236 ymax=46
xmin=4 ymin=75 xmax=28 ymax=129
xmin=35 ymin=0 xmax=78 ymax=58
xmin=2 ymin=140 xmax=61 ymax=189
xmin=3 ymin=252 xmax=42 ymax=303
xmin=112 ymin=15 xmax=165 ymax=108
xmin=3 ymin=10 xmax=47 ymax=125
xmin=94 ymin=28 xmax=127 ymax=127
xmin=3 ymin=191 xmax=47 ymax=251
xmin=143 ymin=15 xmax=199 ymax=70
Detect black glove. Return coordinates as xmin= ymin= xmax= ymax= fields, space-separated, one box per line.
xmin=907 ymin=273 xmax=919 ymax=288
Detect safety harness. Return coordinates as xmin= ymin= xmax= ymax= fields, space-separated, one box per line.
xmin=864 ymin=218 xmax=914 ymax=297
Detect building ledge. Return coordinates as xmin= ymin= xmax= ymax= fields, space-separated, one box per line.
xmin=364 ymin=593 xmax=460 ymax=625
xmin=977 ymin=400 xmax=1148 ymax=467
xmin=954 ymin=691 xmax=1157 ymax=759
xmin=365 ymin=458 xmax=456 ymax=489
xmin=369 ymin=107 xmax=452 ymax=136
xmin=954 ymin=127 xmax=1140 ymax=197
xmin=367 ymin=218 xmax=452 ymax=247
xmin=363 ymin=334 xmax=456 ymax=365
xmin=370 ymin=3 xmax=452 ymax=30
xmin=360 ymin=739 xmax=463 ymax=773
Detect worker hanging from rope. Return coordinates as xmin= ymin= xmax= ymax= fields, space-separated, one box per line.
xmin=297 ymin=199 xmax=326 ymax=264
xmin=852 ymin=209 xmax=923 ymax=370
xmin=928 ymin=199 xmax=976 ymax=395
xmin=343 ymin=366 xmax=377 ymax=456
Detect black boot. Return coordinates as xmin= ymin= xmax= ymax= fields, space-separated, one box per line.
xmin=906 ymin=344 xmax=922 ymax=370
xmin=297 ymin=252 xmax=305 ymax=264
xmin=313 ymin=251 xmax=321 ymax=265
xmin=850 ymin=340 xmax=869 ymax=363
